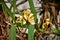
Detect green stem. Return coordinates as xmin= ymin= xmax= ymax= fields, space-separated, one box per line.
xmin=28 ymin=25 xmax=34 ymax=40
xmin=9 ymin=25 xmax=16 ymax=40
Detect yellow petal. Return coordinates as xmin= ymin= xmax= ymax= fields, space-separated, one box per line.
xmin=16 ymin=17 xmax=20 ymax=21
xmin=18 ymin=27 xmax=23 ymax=31
xmin=27 ymin=9 xmax=31 ymax=13
xmin=23 ymin=9 xmax=31 ymax=16
xmin=42 ymin=26 xmax=45 ymax=29
xmin=24 ymin=15 xmax=28 ymax=20
xmin=29 ymin=20 xmax=35 ymax=25
xmin=42 ymin=23 xmax=46 ymax=29
xmin=46 ymin=19 xmax=50 ymax=22
xmin=16 ymin=15 xmax=23 ymax=21
xmin=23 ymin=19 xmax=26 ymax=24
xmin=46 ymin=22 xmax=50 ymax=25
xmin=19 ymin=16 xmax=23 ymax=20
xmin=28 ymin=13 xmax=34 ymax=22
xmin=29 ymin=13 xmax=34 ymax=18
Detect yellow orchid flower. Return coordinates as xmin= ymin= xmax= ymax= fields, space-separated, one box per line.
xmin=16 ymin=9 xmax=35 ymax=25
xmin=23 ymin=9 xmax=35 ymax=25
xmin=42 ymin=19 xmax=53 ymax=29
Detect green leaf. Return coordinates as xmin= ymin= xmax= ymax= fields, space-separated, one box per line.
xmin=28 ymin=25 xmax=34 ymax=40
xmin=16 ymin=22 xmax=21 ymax=26
xmin=51 ymin=26 xmax=60 ymax=36
xmin=13 ymin=0 xmax=16 ymax=22
xmin=28 ymin=0 xmax=38 ymax=23
xmin=2 ymin=0 xmax=15 ymax=21
xmin=13 ymin=0 xmax=16 ymax=14
xmin=9 ymin=25 xmax=16 ymax=40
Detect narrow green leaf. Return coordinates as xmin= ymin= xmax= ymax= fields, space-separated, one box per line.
xmin=28 ymin=0 xmax=38 ymax=22
xmin=13 ymin=0 xmax=16 ymax=14
xmin=9 ymin=0 xmax=16 ymax=40
xmin=51 ymin=26 xmax=60 ymax=36
xmin=9 ymin=25 xmax=16 ymax=40
xmin=13 ymin=0 xmax=16 ymax=22
xmin=2 ymin=0 xmax=15 ymax=21
xmin=28 ymin=25 xmax=34 ymax=40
